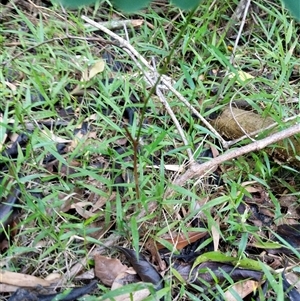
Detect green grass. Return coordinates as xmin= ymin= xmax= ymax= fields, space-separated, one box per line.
xmin=0 ymin=0 xmax=300 ymax=300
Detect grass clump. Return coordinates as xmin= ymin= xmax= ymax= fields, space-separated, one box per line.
xmin=0 ymin=0 xmax=300 ymax=300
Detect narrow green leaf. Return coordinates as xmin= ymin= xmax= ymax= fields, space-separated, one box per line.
xmin=171 ymin=267 xmax=186 ymax=284
xmin=192 ymin=251 xmax=269 ymax=272
xmin=259 ymin=262 xmax=284 ymax=299
xmin=98 ymin=283 xmax=152 ymax=301
xmin=130 ymin=216 xmax=139 ymax=255
xmin=251 ymin=241 xmax=283 ymax=249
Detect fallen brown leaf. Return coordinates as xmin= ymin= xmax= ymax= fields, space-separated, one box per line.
xmin=94 ymin=254 xmax=127 ymax=286
xmin=224 ymin=280 xmax=259 ymax=301
xmin=155 ymin=231 xmax=208 ymax=250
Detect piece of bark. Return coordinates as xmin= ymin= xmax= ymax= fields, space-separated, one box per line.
xmin=210 ymin=107 xmax=300 ymax=167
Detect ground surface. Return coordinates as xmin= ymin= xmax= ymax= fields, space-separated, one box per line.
xmin=0 ymin=0 xmax=300 ymax=300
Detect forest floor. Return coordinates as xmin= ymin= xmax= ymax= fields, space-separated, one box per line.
xmin=0 ymin=0 xmax=300 ymax=300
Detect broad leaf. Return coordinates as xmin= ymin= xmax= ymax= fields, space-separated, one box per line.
xmin=112 ymin=0 xmax=150 ymax=11
xmin=58 ymin=0 xmax=300 ymax=21
xmin=59 ymin=0 xmax=97 ymax=7
xmin=281 ymin=0 xmax=300 ymax=20
xmin=60 ymin=0 xmax=151 ymax=10
xmin=172 ymin=0 xmax=202 ymax=10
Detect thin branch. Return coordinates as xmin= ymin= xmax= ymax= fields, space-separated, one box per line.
xmin=82 ymin=16 xmax=151 ymax=69
xmin=156 ymin=87 xmax=194 ymax=160
xmin=230 ymin=0 xmax=251 ymax=64
xmin=160 ymin=74 xmax=229 ymax=149
xmin=169 ymin=123 xmax=300 ymax=192
xmin=229 ymin=95 xmax=255 ymax=142
xmin=227 ymin=115 xmax=300 ymax=146
xmin=84 ymin=19 xmax=144 ymax=31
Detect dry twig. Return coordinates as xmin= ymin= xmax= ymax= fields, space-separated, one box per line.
xmin=227 ymin=114 xmax=300 ymax=146
xmin=230 ymin=0 xmax=252 ymax=64
xmin=168 ymin=123 xmax=300 ymax=192
xmin=84 ymin=19 xmax=144 ymax=31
